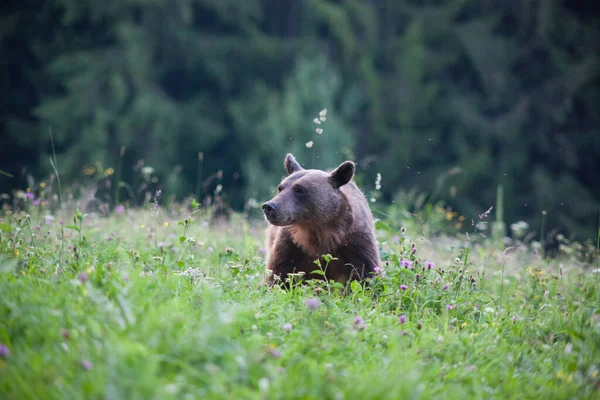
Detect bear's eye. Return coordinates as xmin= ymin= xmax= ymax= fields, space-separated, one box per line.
xmin=293 ymin=185 xmax=306 ymax=196
xmin=277 ymin=185 xmax=284 ymax=193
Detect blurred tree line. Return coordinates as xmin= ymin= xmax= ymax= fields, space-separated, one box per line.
xmin=1 ymin=0 xmax=599 ymax=239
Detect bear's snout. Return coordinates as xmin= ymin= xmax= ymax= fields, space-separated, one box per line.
xmin=262 ymin=201 xmax=276 ymax=213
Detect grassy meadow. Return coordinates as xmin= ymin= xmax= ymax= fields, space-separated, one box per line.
xmin=0 ymin=196 xmax=599 ymax=399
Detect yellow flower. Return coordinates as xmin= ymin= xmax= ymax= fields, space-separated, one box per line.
xmin=140 ymin=224 xmax=145 ymax=229
xmin=105 ymin=167 xmax=114 ymax=176
xmin=460 ymin=322 xmax=467 ymax=329
xmin=40 ymin=182 xmax=46 ymax=188
xmin=164 ymin=222 xmax=169 ymax=227
xmin=557 ymin=370 xmax=564 ymax=379
xmin=15 ymin=250 xmax=20 ymax=257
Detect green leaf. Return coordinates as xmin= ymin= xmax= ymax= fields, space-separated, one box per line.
xmin=177 ymin=261 xmax=185 ymax=268
xmin=311 ymin=269 xmax=326 ymax=276
xmin=374 ymin=220 xmax=391 ymax=232
xmin=350 ymin=280 xmax=363 ymax=293
xmin=65 ymin=224 xmax=80 ymax=232
xmin=330 ymin=282 xmax=344 ymax=289
xmin=179 ymin=236 xmax=186 ymax=243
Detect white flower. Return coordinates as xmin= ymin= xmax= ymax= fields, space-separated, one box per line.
xmin=313 ymin=118 xmax=321 ymax=125
xmin=316 ymin=128 xmax=323 ymax=134
xmin=319 ymin=109 xmax=327 ymax=117
xmin=305 ymin=141 xmax=314 ymax=148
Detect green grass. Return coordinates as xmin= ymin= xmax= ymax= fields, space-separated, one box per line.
xmin=0 ymin=205 xmax=599 ymax=399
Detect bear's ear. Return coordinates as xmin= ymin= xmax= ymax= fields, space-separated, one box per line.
xmin=330 ymin=161 xmax=355 ymax=188
xmin=284 ymin=153 xmax=304 ymax=175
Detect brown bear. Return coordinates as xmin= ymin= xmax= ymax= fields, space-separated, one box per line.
xmin=262 ymin=153 xmax=380 ymax=286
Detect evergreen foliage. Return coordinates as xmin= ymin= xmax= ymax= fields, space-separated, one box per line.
xmin=0 ymin=0 xmax=598 ymax=238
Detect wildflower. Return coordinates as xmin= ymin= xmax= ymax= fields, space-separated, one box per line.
xmin=25 ymin=192 xmax=34 ymax=200
xmin=401 ymin=260 xmax=412 ymax=268
xmin=305 ymin=298 xmax=321 ymax=310
xmin=207 ymin=247 xmax=214 ymax=253
xmin=140 ymin=224 xmax=145 ymax=229
xmin=105 ymin=167 xmax=114 ymax=176
xmin=375 ymin=173 xmax=381 ymax=190
xmin=44 ymin=215 xmax=55 ymax=224
xmin=258 ymin=378 xmax=269 ymax=393
xmin=455 ymin=257 xmax=461 ymax=264
xmin=316 ymin=128 xmax=323 ymax=134
xmin=313 ymin=118 xmax=321 ymax=125
xmin=401 ymin=284 xmax=408 ymax=291
xmin=400 ymin=227 xmax=406 ymax=234
xmin=412 ymin=247 xmax=417 ymax=254
xmin=417 ymin=322 xmax=423 ymax=330
xmin=81 ymin=360 xmax=93 ymax=371
xmin=511 ymin=315 xmax=518 ymax=322
xmin=446 ymin=304 xmax=455 ymax=310
xmin=354 ymin=316 xmax=366 ymax=330
xmin=305 ymin=141 xmax=314 ymax=149
xmin=35 ymin=225 xmax=41 ymax=231
xmin=319 ymin=108 xmax=327 ymax=118
xmin=78 ymin=271 xmax=88 ymax=283
xmin=392 ymin=235 xmax=400 ymax=243
xmin=164 ymin=222 xmax=169 ymax=227
xmin=33 ymin=199 xmax=41 ymax=206
xmin=425 ymin=261 xmax=434 ymax=269
xmin=373 ymin=266 xmax=385 ymax=277
xmin=401 ymin=330 xmax=407 ymax=336
xmin=0 ymin=344 xmax=9 ymax=358
xmin=443 ymin=285 xmax=449 ymax=290
xmin=283 ymin=323 xmax=292 ymax=332
xmin=269 ymin=348 xmax=281 ymax=358
xmin=158 ymin=242 xmax=165 ymax=249
xmin=399 ymin=315 xmax=406 ymax=324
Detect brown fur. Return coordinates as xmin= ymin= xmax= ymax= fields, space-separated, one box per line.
xmin=262 ymin=153 xmax=380 ymax=286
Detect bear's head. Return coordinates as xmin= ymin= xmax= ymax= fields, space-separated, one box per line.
xmin=262 ymin=153 xmax=355 ymax=226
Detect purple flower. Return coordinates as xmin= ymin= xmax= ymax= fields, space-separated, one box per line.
xmin=305 ymin=298 xmax=321 ymax=311
xmin=443 ymin=285 xmax=449 ymax=291
xmin=33 ymin=199 xmax=41 ymax=206
xmin=78 ymin=271 xmax=88 ymax=283
xmin=392 ymin=235 xmax=400 ymax=243
xmin=373 ymin=266 xmax=386 ymax=277
xmin=269 ymin=348 xmax=281 ymax=358
xmin=412 ymin=247 xmax=417 ymax=254
xmin=207 ymin=247 xmax=214 ymax=253
xmin=512 ymin=315 xmax=518 ymax=322
xmin=25 ymin=192 xmax=34 ymax=200
xmin=158 ymin=242 xmax=165 ymax=249
xmin=81 ymin=360 xmax=93 ymax=370
xmin=446 ymin=304 xmax=455 ymax=310
xmin=354 ymin=316 xmax=366 ymax=330
xmin=401 ymin=260 xmax=412 ymax=268
xmin=399 ymin=315 xmax=406 ymax=324
xmin=259 ymin=247 xmax=267 ymax=255
xmin=401 ymin=284 xmax=408 ymax=291
xmin=283 ymin=323 xmax=292 ymax=332
xmin=0 ymin=344 xmax=10 ymax=358
xmin=425 ymin=261 xmax=434 ymax=269
xmin=114 ymin=205 xmax=125 ymax=214
xmin=35 ymin=225 xmax=41 ymax=231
